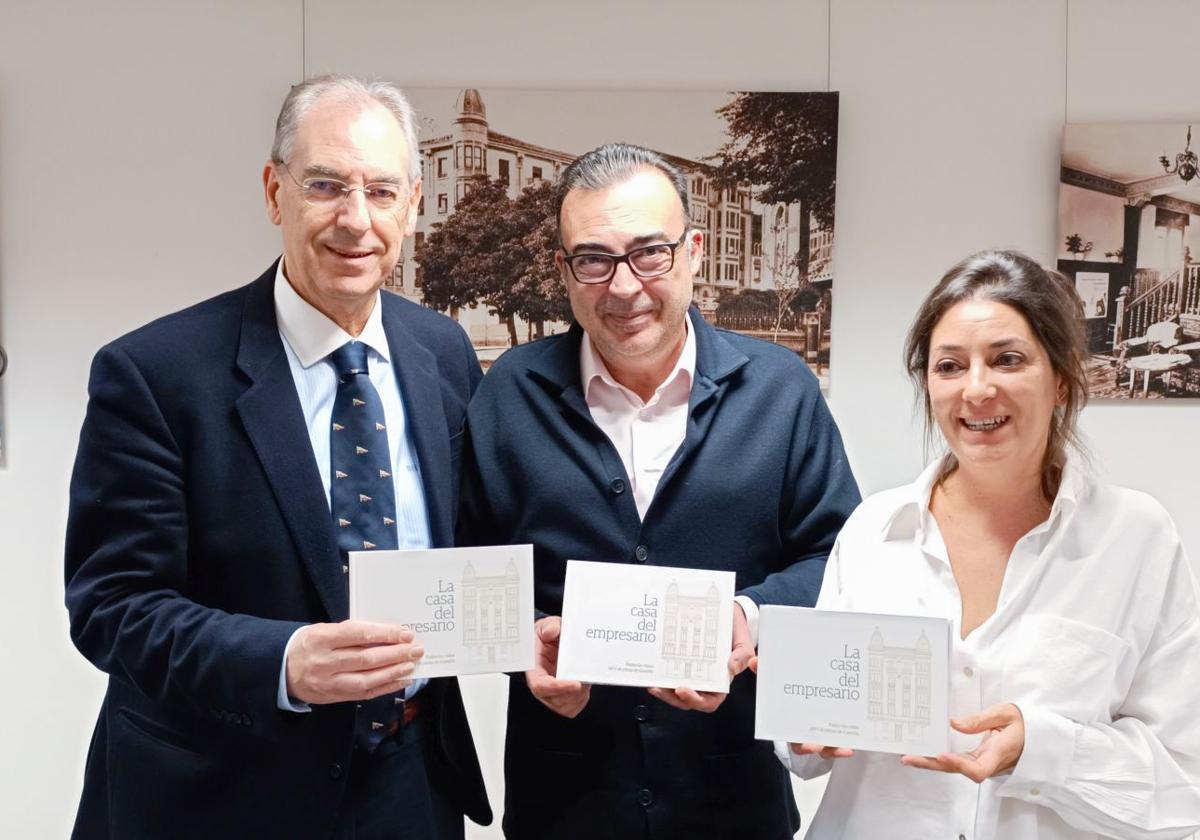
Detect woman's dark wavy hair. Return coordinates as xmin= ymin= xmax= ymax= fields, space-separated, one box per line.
xmin=903 ymin=250 xmax=1089 ymax=502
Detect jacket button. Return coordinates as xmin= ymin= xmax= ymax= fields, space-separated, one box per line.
xmin=637 ymin=788 xmax=653 ymax=806
xmin=610 ymin=478 xmax=626 ymax=494
xmin=329 ymin=763 xmax=343 ymax=779
xmin=633 ymin=704 xmax=650 ymax=722
xmin=634 ymin=545 xmax=648 ymax=563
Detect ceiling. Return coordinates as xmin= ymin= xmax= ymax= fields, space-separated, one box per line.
xmin=1062 ymin=123 xmax=1200 ymax=203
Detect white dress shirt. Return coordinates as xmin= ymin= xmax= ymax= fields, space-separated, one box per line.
xmin=784 ymin=456 xmax=1200 ymax=840
xmin=581 ymin=319 xmax=761 ymax=639
xmin=273 ymin=259 xmax=432 ymax=710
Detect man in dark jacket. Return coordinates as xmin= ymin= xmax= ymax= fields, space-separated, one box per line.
xmin=459 ymin=143 xmax=860 ymax=840
xmin=65 ymin=75 xmax=490 ymax=839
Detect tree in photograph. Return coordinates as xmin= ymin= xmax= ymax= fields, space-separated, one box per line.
xmin=504 ymin=180 xmax=571 ymax=340
xmin=418 ymin=175 xmax=511 ymax=318
xmin=709 ymin=91 xmax=839 ymax=280
xmin=716 ymin=288 xmax=778 ymax=319
xmin=418 ymin=176 xmax=568 ymax=346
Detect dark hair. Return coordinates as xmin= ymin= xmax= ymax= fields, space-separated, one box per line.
xmin=903 ymin=250 xmax=1088 ymax=502
xmin=554 ymin=142 xmax=690 ymax=244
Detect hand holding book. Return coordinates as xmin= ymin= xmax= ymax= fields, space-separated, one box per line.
xmin=899 ymin=702 xmax=1026 ymax=782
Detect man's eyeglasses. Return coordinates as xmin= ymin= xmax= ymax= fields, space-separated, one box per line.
xmin=278 ymin=162 xmax=408 ymax=212
xmin=560 ymin=231 xmax=690 ymax=285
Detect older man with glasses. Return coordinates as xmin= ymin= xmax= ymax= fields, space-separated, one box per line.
xmin=64 ymin=75 xmax=490 ymax=839
xmin=458 ymin=143 xmax=861 ymax=840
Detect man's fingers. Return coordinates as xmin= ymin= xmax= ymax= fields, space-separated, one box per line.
xmin=527 ymin=668 xmax=590 ymax=718
xmin=678 ymin=687 xmax=723 ymax=712
xmin=527 ymin=671 xmax=585 ymax=698
xmin=314 ymin=620 xmax=415 ymax=648
xmin=747 ymin=655 xmax=759 ymax=675
xmin=648 ymin=687 xmax=690 ymax=710
xmin=357 ymin=662 xmax=420 ymax=700
xmin=728 ymin=643 xmax=754 ymax=677
xmin=647 ymin=686 xmax=725 ymax=713
xmin=330 ymin=642 xmax=422 ymax=672
xmin=535 ymin=616 xmax=563 ymax=644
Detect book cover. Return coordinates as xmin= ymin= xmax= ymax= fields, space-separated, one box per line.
xmin=349 ymin=544 xmax=534 ymax=678
xmin=755 ymin=606 xmax=951 ymax=756
xmin=556 ymin=560 xmax=737 ymax=692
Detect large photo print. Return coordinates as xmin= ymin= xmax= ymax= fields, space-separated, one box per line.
xmin=384 ymin=88 xmax=839 ymax=387
xmin=1059 ymin=122 xmax=1200 ymax=399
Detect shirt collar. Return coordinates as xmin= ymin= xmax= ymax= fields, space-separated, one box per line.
xmin=880 ymin=452 xmax=1091 ymax=542
xmin=580 ymin=316 xmax=695 ymax=405
xmin=273 ymin=257 xmax=390 ymax=368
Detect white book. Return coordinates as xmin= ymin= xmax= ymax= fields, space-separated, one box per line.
xmin=755 ymin=606 xmax=951 ymax=756
xmin=556 ymin=559 xmax=737 ymax=693
xmin=348 ymin=544 xmax=534 ymax=678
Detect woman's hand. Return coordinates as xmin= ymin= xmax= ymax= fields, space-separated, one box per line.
xmin=901 ymin=702 xmax=1025 ymax=783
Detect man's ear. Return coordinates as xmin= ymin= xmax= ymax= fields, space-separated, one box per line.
xmin=687 ymin=229 xmax=704 ymax=276
xmin=263 ymin=162 xmax=283 ymax=226
xmin=402 ymin=178 xmax=422 ymax=237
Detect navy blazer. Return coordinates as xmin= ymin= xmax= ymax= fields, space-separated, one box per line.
xmin=459 ymin=310 xmax=861 ymax=840
xmin=65 ymin=264 xmax=491 ymax=839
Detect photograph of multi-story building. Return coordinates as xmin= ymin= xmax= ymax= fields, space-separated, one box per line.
xmin=867 ymin=627 xmax=932 ymax=745
xmin=387 ymin=88 xmax=839 ymax=387
xmin=1058 ymin=122 xmax=1200 ymax=399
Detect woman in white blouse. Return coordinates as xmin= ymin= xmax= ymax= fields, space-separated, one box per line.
xmin=778 ymin=250 xmax=1200 ymax=839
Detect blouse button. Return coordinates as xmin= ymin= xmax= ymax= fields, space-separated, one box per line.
xmin=962 ymin=666 xmax=974 ymax=678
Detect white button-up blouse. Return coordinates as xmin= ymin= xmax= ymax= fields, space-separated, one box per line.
xmin=784 ymin=457 xmax=1200 ymax=840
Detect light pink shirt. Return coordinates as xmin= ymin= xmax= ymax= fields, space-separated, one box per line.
xmin=580 ymin=323 xmax=695 ymax=521
xmin=580 ymin=319 xmax=761 ymax=641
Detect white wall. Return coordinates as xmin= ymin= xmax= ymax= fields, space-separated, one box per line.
xmin=2 ymin=1 xmax=1198 ymax=837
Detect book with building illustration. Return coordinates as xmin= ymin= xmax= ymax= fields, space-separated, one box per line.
xmin=556 ymin=560 xmax=737 ymax=693
xmin=349 ymin=544 xmax=534 ymax=678
xmin=755 ymin=606 xmax=951 ymax=756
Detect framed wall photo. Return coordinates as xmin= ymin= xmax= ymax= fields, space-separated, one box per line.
xmin=386 ymin=88 xmax=840 ymax=390
xmin=1076 ymin=272 xmax=1109 ymax=319
xmin=1058 ymin=122 xmax=1200 ymax=399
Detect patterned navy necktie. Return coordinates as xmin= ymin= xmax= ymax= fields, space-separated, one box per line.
xmin=329 ymin=340 xmax=403 ymax=751
xmin=330 ymin=341 xmax=398 ymax=555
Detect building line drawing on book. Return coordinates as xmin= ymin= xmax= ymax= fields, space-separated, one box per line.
xmin=462 ymin=558 xmax=521 ymax=664
xmin=867 ymin=626 xmax=932 ymax=744
xmin=662 ymin=579 xmax=722 ymax=681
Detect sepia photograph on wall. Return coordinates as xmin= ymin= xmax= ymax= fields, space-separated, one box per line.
xmin=386 ymin=88 xmax=840 ymax=388
xmin=1059 ymin=122 xmax=1200 ymax=399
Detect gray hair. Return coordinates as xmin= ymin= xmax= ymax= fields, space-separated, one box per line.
xmin=904 ymin=249 xmax=1089 ymax=503
xmin=270 ymin=74 xmax=421 ymax=184
xmin=555 ymin=142 xmax=690 ymax=242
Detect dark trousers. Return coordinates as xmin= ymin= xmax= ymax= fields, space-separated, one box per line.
xmin=333 ymin=718 xmax=465 ymax=840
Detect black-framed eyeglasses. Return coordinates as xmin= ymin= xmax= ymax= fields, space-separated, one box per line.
xmin=278 ymin=162 xmax=409 ymax=212
xmin=560 ymin=231 xmax=690 ymax=285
